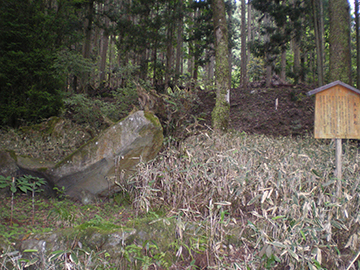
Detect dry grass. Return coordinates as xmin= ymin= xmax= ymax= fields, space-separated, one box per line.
xmin=0 ymin=118 xmax=92 ymax=163
xmin=130 ymin=131 xmax=360 ymax=269
xmin=2 ymin=127 xmax=360 ymax=269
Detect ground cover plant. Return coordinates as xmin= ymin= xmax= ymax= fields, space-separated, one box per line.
xmin=129 ymin=132 xmax=360 ymax=269
xmin=1 ymin=131 xmax=360 ymax=269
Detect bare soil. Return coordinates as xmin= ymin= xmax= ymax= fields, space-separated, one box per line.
xmin=199 ymin=83 xmax=315 ymax=137
xmin=231 ymin=84 xmax=314 ymax=136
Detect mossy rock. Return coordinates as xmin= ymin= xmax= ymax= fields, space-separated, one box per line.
xmin=46 ymin=111 xmax=163 ymax=200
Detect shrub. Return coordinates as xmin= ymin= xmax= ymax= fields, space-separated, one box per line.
xmin=63 ymin=94 xmax=119 ymax=133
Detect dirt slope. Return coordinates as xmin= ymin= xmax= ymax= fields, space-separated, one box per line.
xmin=0 ymin=83 xmax=316 ymax=164
xmin=228 ymin=84 xmax=315 ymax=137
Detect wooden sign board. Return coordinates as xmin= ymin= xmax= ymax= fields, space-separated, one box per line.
xmin=307 ymin=81 xmax=360 ymax=139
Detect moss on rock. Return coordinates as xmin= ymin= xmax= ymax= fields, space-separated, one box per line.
xmin=144 ymin=111 xmax=163 ymax=129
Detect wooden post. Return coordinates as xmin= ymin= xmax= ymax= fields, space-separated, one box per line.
xmin=335 ymin=138 xmax=342 ymax=197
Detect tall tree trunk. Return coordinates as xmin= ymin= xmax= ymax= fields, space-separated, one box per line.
xmin=247 ymin=2 xmax=252 ymax=44
xmin=228 ymin=0 xmax=233 ymax=88
xmin=194 ymin=63 xmax=199 ymax=80
xmin=175 ymin=0 xmax=183 ymax=85
xmin=264 ymin=15 xmax=272 ymax=87
xmin=139 ymin=50 xmax=148 ymax=81
xmin=320 ymin=0 xmax=325 ymax=67
xmin=280 ymin=48 xmax=286 ymax=82
xmin=99 ymin=1 xmax=110 ymax=87
xmin=292 ymin=39 xmax=300 ymax=83
xmin=300 ymin=54 xmax=305 ymax=82
xmin=187 ymin=44 xmax=193 ymax=78
xmin=153 ymin=44 xmax=158 ymax=86
xmin=188 ymin=11 xmax=194 ymax=78
xmin=81 ymin=0 xmax=94 ymax=93
xmin=247 ymin=2 xmax=252 ymax=83
xmin=208 ymin=45 xmax=215 ymax=83
xmin=329 ymin=0 xmax=351 ymax=84
xmin=279 ymin=1 xmax=287 ymax=82
xmin=165 ymin=1 xmax=176 ymax=90
xmin=165 ymin=23 xmax=174 ymax=90
xmin=312 ymin=0 xmax=325 ymax=86
xmin=291 ymin=0 xmax=302 ymax=84
xmin=310 ymin=51 xmax=315 ymax=84
xmin=266 ymin=62 xmax=272 ymax=86
xmin=110 ymin=35 xmax=115 ymax=88
xmin=211 ymin=0 xmax=230 ymax=132
xmin=356 ymin=0 xmax=360 ymax=88
xmin=240 ymin=0 xmax=247 ymax=86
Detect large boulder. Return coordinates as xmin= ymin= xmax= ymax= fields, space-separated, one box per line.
xmin=0 ymin=151 xmax=18 ymax=177
xmin=2 ymin=111 xmax=163 ymax=201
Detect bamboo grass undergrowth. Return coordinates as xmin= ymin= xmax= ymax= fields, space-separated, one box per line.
xmin=130 ymin=131 xmax=360 ymax=269
xmin=2 ymin=131 xmax=360 ymax=269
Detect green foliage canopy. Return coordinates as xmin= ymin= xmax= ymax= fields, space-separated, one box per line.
xmin=0 ymin=0 xmax=65 ymax=127
xmin=249 ymin=0 xmax=306 ymax=63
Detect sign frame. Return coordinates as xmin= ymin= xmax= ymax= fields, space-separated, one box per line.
xmin=307 ymin=80 xmax=360 ymax=139
xmin=307 ymin=81 xmax=360 ymax=197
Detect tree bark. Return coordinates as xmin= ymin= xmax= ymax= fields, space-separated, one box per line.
xmin=208 ymin=45 xmax=215 ymax=83
xmin=228 ymin=0 xmax=233 ymax=88
xmin=99 ymin=1 xmax=110 ymax=86
xmin=329 ymin=0 xmax=352 ymax=85
xmin=247 ymin=2 xmax=252 ymax=44
xmin=81 ymin=0 xmax=94 ymax=93
xmin=312 ymin=0 xmax=324 ymax=86
xmin=356 ymin=0 xmax=360 ymax=88
xmin=280 ymin=1 xmax=287 ymax=82
xmin=175 ymin=0 xmax=183 ymax=85
xmin=264 ymin=15 xmax=272 ymax=87
xmin=292 ymin=39 xmax=300 ymax=83
xmin=211 ymin=0 xmax=230 ymax=132
xmin=165 ymin=20 xmax=174 ymax=90
xmin=240 ymin=0 xmax=247 ymax=86
xmin=280 ymin=48 xmax=286 ymax=82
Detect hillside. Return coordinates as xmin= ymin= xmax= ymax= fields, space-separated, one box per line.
xmin=200 ymin=83 xmax=315 ymax=137
xmin=3 ymin=84 xmax=357 ymax=270
xmin=231 ymin=84 xmax=315 ymax=136
xmin=0 ymin=83 xmax=316 ymax=164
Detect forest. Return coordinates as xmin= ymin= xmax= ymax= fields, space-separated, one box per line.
xmin=2 ymin=0 xmax=360 ymax=269
xmin=0 ymin=0 xmax=357 ymax=130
